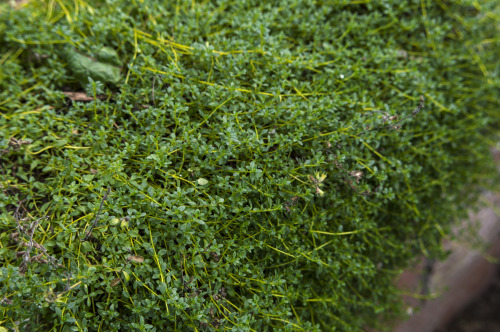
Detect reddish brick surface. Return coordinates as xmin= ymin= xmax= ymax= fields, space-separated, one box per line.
xmin=392 ymin=191 xmax=500 ymax=332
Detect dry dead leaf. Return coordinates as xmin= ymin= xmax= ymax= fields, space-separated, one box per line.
xmin=63 ymin=92 xmax=95 ymax=101
xmin=127 ymin=255 xmax=144 ymax=263
xmin=63 ymin=92 xmax=108 ymax=101
xmin=8 ymin=137 xmax=30 ymax=150
xmin=349 ymin=171 xmax=364 ymax=183
xmin=110 ymin=278 xmax=121 ymax=287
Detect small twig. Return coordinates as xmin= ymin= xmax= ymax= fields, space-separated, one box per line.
xmin=83 ymin=187 xmax=111 ymax=241
xmin=8 ymin=137 xmax=31 ymax=150
xmin=283 ymin=196 xmax=300 ymax=213
xmin=357 ymin=95 xmax=424 ymax=136
xmin=13 ymin=200 xmax=28 ymax=237
xmin=19 ymin=217 xmax=39 ymax=274
xmin=64 ymin=271 xmax=72 ymax=292
xmin=32 ymin=235 xmax=58 ymax=265
xmin=1 ymin=136 xmax=32 ymax=155
xmin=25 ymin=217 xmax=40 ymax=255
xmin=117 ymin=256 xmax=131 ymax=273
xmin=17 ymin=215 xmax=56 ymax=274
xmin=387 ymin=95 xmax=425 ymax=129
xmin=46 ymin=273 xmax=81 ymax=301
xmin=152 ymin=75 xmax=161 ymax=106
xmin=180 ymin=253 xmax=186 ymax=295
xmin=420 ymin=257 xmax=435 ymax=304
xmin=117 ymin=264 xmax=127 ymax=274
xmin=11 ymin=200 xmax=63 ymax=275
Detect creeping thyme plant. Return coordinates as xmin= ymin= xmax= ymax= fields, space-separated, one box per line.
xmin=1 ymin=0 xmax=499 ymax=331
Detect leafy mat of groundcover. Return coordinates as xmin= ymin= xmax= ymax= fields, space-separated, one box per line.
xmin=0 ymin=1 xmax=499 ymax=331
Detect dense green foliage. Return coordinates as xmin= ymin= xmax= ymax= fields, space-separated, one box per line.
xmin=1 ymin=0 xmax=499 ymax=330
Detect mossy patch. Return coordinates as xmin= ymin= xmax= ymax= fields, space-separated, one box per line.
xmin=0 ymin=1 xmax=499 ymax=331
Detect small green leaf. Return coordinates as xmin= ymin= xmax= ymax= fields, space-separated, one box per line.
xmin=83 ymin=174 xmax=94 ymax=182
xmin=64 ymin=48 xmax=121 ymax=86
xmin=122 ymin=270 xmax=130 ymax=281
xmin=81 ymin=242 xmax=92 ymax=253
xmin=110 ymin=218 xmax=120 ymax=226
xmin=96 ymin=47 xmax=121 ymax=67
xmin=127 ymin=229 xmax=138 ymax=237
xmin=197 ymin=178 xmax=209 ymax=185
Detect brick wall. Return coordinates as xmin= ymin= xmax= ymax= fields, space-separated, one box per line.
xmin=393 ymin=178 xmax=500 ymax=331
